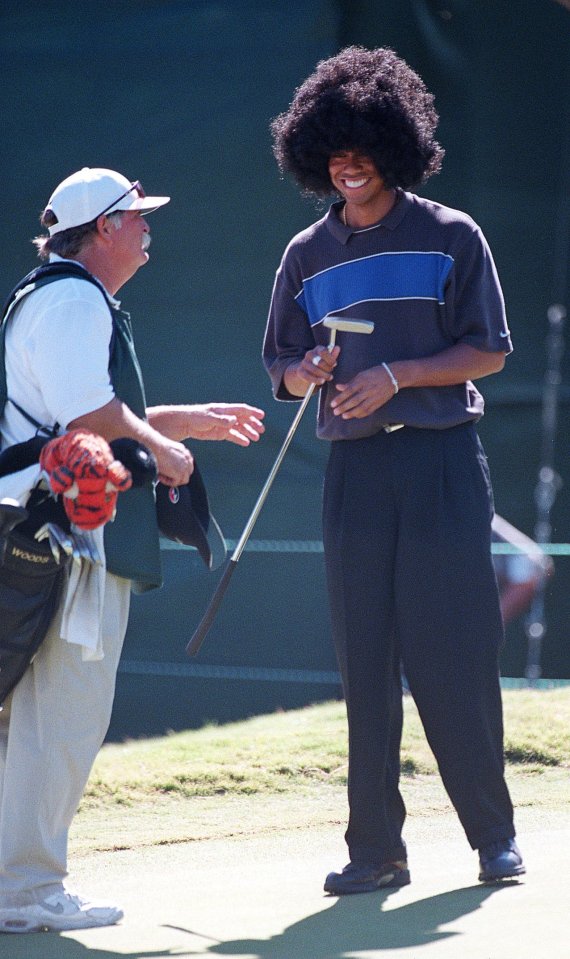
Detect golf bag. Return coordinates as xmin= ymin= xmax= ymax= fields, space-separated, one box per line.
xmin=0 ymin=497 xmax=70 ymax=708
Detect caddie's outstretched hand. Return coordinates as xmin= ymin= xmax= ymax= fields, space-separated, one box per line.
xmin=182 ymin=403 xmax=265 ymax=446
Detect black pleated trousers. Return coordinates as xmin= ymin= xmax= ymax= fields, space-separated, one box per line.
xmin=322 ymin=422 xmax=516 ymax=863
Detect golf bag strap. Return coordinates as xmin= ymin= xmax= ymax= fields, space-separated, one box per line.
xmin=1 ymin=261 xmax=108 ymax=322
xmin=6 ymin=397 xmax=59 ymax=439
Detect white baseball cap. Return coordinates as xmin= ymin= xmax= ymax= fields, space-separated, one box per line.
xmin=44 ymin=167 xmax=170 ymax=236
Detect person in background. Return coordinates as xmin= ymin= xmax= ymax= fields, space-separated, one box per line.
xmin=492 ymin=514 xmax=554 ymax=626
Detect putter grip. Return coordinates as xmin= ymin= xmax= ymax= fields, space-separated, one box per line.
xmin=186 ymin=559 xmax=237 ymax=656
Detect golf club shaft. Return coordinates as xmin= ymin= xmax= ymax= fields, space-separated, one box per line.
xmin=186 ymin=333 xmax=337 ymax=657
xmin=232 ymin=381 xmax=317 ymax=563
xmin=185 ymin=381 xmax=317 ymax=657
xmin=186 ymin=558 xmax=237 ymax=655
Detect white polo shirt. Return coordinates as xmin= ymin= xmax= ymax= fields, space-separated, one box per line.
xmin=0 ymin=257 xmax=116 ymax=449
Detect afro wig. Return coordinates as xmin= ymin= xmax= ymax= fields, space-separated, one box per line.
xmin=271 ymin=46 xmax=444 ymax=196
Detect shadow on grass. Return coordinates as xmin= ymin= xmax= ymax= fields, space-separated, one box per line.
xmin=202 ymin=882 xmax=516 ymax=957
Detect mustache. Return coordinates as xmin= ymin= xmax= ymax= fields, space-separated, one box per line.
xmin=142 ymin=233 xmax=151 ymax=251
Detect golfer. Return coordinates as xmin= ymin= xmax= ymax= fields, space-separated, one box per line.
xmin=0 ymin=167 xmax=264 ymax=932
xmin=263 ymin=46 xmax=524 ymax=894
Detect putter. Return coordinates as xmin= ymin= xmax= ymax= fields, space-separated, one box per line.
xmin=186 ymin=316 xmax=374 ymax=656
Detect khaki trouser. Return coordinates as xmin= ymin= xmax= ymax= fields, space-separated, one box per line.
xmin=0 ymin=571 xmax=130 ymax=906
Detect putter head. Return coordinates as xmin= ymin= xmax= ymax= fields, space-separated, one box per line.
xmin=324 ymin=316 xmax=375 ymax=335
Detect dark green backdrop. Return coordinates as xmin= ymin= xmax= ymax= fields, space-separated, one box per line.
xmin=1 ymin=1 xmax=569 ymax=739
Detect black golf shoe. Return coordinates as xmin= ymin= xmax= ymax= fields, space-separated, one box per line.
xmin=478 ymin=839 xmax=526 ymax=882
xmin=324 ymin=859 xmax=411 ymax=896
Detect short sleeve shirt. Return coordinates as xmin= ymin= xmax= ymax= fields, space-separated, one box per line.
xmin=263 ymin=190 xmax=512 ymax=440
xmin=0 ymin=256 xmax=116 ymax=448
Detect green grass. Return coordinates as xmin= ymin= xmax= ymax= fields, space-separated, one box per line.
xmin=82 ymin=698 xmax=351 ymax=806
xmin=82 ymin=688 xmax=570 ymax=808
xmin=69 ymin=689 xmax=569 ymax=857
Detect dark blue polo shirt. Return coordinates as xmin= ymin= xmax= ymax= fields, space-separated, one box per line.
xmin=263 ymin=189 xmax=512 ymax=440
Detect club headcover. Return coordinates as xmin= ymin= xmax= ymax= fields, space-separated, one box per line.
xmin=39 ymin=429 xmax=133 ymax=530
xmin=0 ymin=435 xmax=157 ymax=488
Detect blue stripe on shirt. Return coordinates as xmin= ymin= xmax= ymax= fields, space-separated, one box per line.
xmin=296 ymin=251 xmax=454 ymax=326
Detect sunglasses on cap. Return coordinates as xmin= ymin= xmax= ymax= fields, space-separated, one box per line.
xmin=96 ymin=180 xmax=146 ymax=219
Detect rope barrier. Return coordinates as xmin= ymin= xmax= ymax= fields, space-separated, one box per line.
xmin=118 ymin=659 xmax=341 ymax=685
xmin=161 ymin=538 xmax=570 ymax=556
xmin=117 ymin=658 xmax=570 ymax=689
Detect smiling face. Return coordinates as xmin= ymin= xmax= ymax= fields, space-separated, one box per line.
xmin=328 ymin=150 xmax=395 ymax=227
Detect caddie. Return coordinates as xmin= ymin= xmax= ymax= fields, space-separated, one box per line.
xmin=0 ymin=167 xmax=264 ymax=933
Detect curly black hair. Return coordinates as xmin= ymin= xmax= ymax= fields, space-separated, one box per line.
xmin=271 ymin=46 xmax=444 ymax=195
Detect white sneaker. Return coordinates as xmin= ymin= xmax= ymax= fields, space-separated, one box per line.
xmin=0 ymin=890 xmax=123 ymax=933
